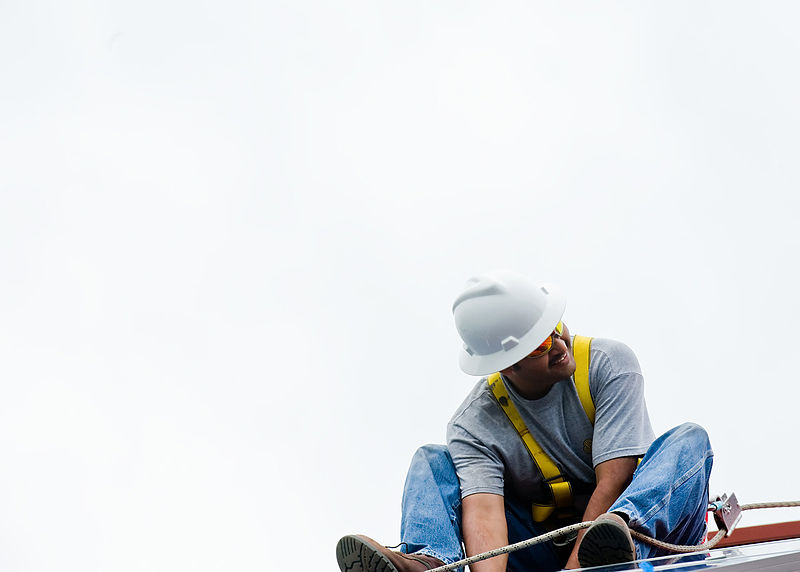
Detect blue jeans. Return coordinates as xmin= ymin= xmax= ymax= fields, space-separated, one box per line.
xmin=399 ymin=423 xmax=713 ymax=572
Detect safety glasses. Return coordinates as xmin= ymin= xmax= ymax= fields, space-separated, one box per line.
xmin=525 ymin=321 xmax=564 ymax=359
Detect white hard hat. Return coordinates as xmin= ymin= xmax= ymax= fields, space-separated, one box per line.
xmin=452 ymin=271 xmax=566 ymax=376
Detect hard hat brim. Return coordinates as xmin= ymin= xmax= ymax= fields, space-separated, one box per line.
xmin=457 ymin=283 xmax=566 ymax=376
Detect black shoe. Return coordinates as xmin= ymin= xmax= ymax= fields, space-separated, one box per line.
xmin=578 ymin=513 xmax=636 ymax=568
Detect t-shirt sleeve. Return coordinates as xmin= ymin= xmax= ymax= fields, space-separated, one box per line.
xmin=446 ymin=420 xmax=506 ymax=498
xmin=589 ymin=340 xmax=655 ymax=466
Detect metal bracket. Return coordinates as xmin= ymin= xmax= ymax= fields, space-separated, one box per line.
xmin=711 ymin=492 xmax=743 ymax=537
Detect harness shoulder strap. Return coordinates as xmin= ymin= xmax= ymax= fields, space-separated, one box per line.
xmin=487 ymin=373 xmax=572 ymax=521
xmin=572 ymin=335 xmax=595 ymax=425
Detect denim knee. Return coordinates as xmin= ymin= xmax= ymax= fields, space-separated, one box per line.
xmin=667 ymin=422 xmax=712 ymax=454
xmin=412 ymin=444 xmax=454 ymax=472
xmin=415 ymin=443 xmax=450 ymax=458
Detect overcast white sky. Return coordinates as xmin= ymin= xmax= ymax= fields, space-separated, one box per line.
xmin=2 ymin=2 xmax=800 ymax=570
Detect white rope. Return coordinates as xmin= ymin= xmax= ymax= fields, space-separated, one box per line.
xmin=425 ymin=500 xmax=800 ymax=572
xmin=426 ymin=522 xmax=592 ymax=572
xmin=741 ymin=501 xmax=800 ymax=511
xmin=628 ymin=529 xmax=726 ymax=554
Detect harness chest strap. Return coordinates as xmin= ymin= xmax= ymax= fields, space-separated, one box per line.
xmin=487 ymin=335 xmax=593 ymax=522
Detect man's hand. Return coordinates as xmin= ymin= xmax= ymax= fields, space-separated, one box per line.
xmin=563 ymin=456 xmax=638 ymax=569
xmin=462 ymin=492 xmax=508 ymax=572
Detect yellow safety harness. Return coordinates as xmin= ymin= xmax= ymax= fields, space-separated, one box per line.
xmin=487 ymin=335 xmax=593 ymax=522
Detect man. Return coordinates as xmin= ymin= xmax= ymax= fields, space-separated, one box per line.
xmin=337 ymin=271 xmax=713 ymax=571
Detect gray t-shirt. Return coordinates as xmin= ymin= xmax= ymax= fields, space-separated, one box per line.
xmin=446 ymin=337 xmax=655 ymax=505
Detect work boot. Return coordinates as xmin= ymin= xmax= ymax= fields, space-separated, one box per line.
xmin=336 ymin=534 xmax=445 ymax=572
xmin=577 ymin=513 xmax=637 ymax=568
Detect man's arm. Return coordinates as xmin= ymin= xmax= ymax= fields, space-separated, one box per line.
xmin=563 ymin=456 xmax=638 ymax=570
xmin=462 ymin=492 xmax=509 ymax=572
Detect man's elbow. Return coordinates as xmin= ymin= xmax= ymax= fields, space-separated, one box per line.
xmin=594 ymin=457 xmax=638 ymax=496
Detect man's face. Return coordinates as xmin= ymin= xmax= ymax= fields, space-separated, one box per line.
xmin=499 ymin=322 xmax=577 ymax=399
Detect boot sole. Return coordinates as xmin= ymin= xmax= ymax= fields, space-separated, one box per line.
xmin=578 ymin=520 xmax=636 ymax=568
xmin=336 ymin=535 xmax=400 ymax=572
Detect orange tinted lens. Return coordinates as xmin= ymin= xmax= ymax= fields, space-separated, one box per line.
xmin=529 ymin=336 xmax=554 ymax=357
